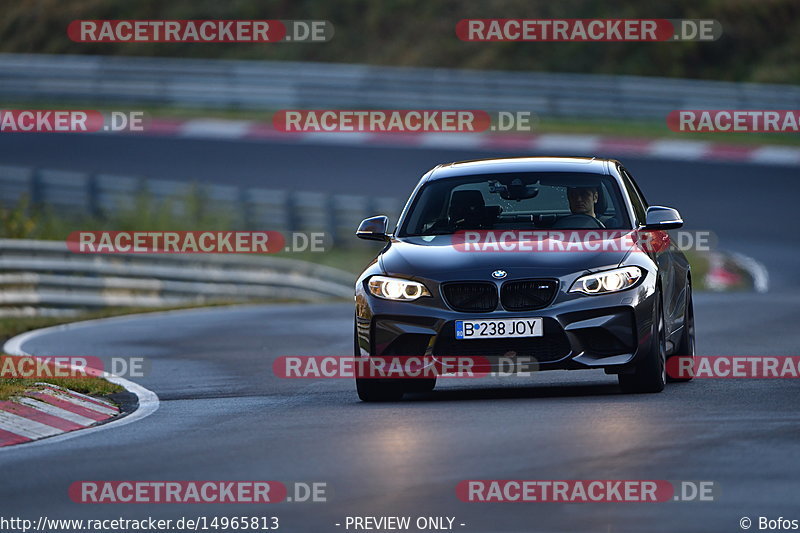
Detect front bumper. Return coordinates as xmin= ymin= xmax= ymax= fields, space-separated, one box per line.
xmin=355 ymin=278 xmax=658 ymax=374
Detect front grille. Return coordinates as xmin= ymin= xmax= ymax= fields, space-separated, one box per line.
xmin=433 ymin=318 xmax=571 ymax=363
xmin=501 ymin=279 xmax=558 ymax=311
xmin=442 ymin=282 xmax=498 ymax=312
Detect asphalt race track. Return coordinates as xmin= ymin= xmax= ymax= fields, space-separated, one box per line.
xmin=1 ymin=134 xmax=799 ymax=532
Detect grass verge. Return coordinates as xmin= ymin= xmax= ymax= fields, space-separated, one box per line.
xmin=0 ymin=359 xmax=124 ymax=401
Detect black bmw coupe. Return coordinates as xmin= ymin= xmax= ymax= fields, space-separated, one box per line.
xmin=354 ymin=157 xmax=695 ymax=401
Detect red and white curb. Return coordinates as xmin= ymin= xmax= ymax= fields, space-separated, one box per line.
xmin=134 ymin=118 xmax=800 ymax=166
xmin=0 ymin=383 xmax=119 ymax=447
xmin=1 ymin=317 xmax=160 ymax=450
xmin=705 ymin=251 xmax=770 ymax=293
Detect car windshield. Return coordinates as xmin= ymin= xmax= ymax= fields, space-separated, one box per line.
xmin=398 ymin=172 xmax=632 ymax=236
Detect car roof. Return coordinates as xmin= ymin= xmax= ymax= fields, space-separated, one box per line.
xmin=427 ymin=156 xmax=618 ymax=181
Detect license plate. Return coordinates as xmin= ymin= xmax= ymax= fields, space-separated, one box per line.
xmin=455 ymin=318 xmax=543 ymax=340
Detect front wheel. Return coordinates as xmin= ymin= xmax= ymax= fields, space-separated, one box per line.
xmin=667 ymin=286 xmax=695 ymax=383
xmin=618 ymin=289 xmax=666 ymax=394
xmin=354 ymin=320 xmax=405 ymax=402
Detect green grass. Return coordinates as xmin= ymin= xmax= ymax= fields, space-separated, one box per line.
xmin=0 ymin=362 xmax=124 ymax=401
xmin=0 ymin=190 xmax=239 ymax=241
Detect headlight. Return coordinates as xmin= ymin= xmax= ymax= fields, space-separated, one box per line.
xmin=368 ymin=275 xmax=431 ymax=301
xmin=569 ymin=266 xmax=643 ymax=295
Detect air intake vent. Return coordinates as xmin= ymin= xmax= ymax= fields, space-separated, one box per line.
xmin=442 ymin=282 xmax=498 ymax=312
xmin=500 ymin=279 xmax=558 ymax=311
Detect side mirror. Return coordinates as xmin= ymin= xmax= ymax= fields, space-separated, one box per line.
xmin=644 ymin=206 xmax=683 ymax=230
xmin=356 ymin=215 xmax=390 ymax=241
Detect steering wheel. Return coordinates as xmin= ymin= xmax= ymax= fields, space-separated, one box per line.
xmin=551 ymin=214 xmax=606 ymax=229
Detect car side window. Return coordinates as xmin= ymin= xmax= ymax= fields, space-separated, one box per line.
xmin=620 ymin=168 xmax=647 ymax=224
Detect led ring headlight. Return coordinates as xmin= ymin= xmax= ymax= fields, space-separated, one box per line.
xmin=569 ymin=266 xmax=643 ymax=295
xmin=368 ymin=275 xmax=431 ymax=301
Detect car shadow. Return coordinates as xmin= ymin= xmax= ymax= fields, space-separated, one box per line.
xmin=402 ymin=381 xmax=626 ymax=402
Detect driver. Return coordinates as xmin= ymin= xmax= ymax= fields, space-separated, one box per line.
xmin=567 ymin=186 xmax=599 ymax=218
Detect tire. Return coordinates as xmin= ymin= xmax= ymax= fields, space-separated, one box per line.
xmin=354 ymin=320 xmax=405 ymax=402
xmin=356 ymin=377 xmax=405 ymax=402
xmin=404 ymin=377 xmax=437 ymax=393
xmin=618 ymin=288 xmax=666 ymax=394
xmin=667 ymin=285 xmax=695 ymax=383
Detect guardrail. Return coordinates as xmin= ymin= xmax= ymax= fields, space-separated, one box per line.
xmin=0 ymin=239 xmax=355 ymax=316
xmin=1 ymin=53 xmax=799 ymax=118
xmin=0 ymin=164 xmax=403 ymax=245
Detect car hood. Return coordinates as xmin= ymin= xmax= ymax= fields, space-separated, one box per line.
xmin=380 ymin=235 xmax=635 ymax=279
